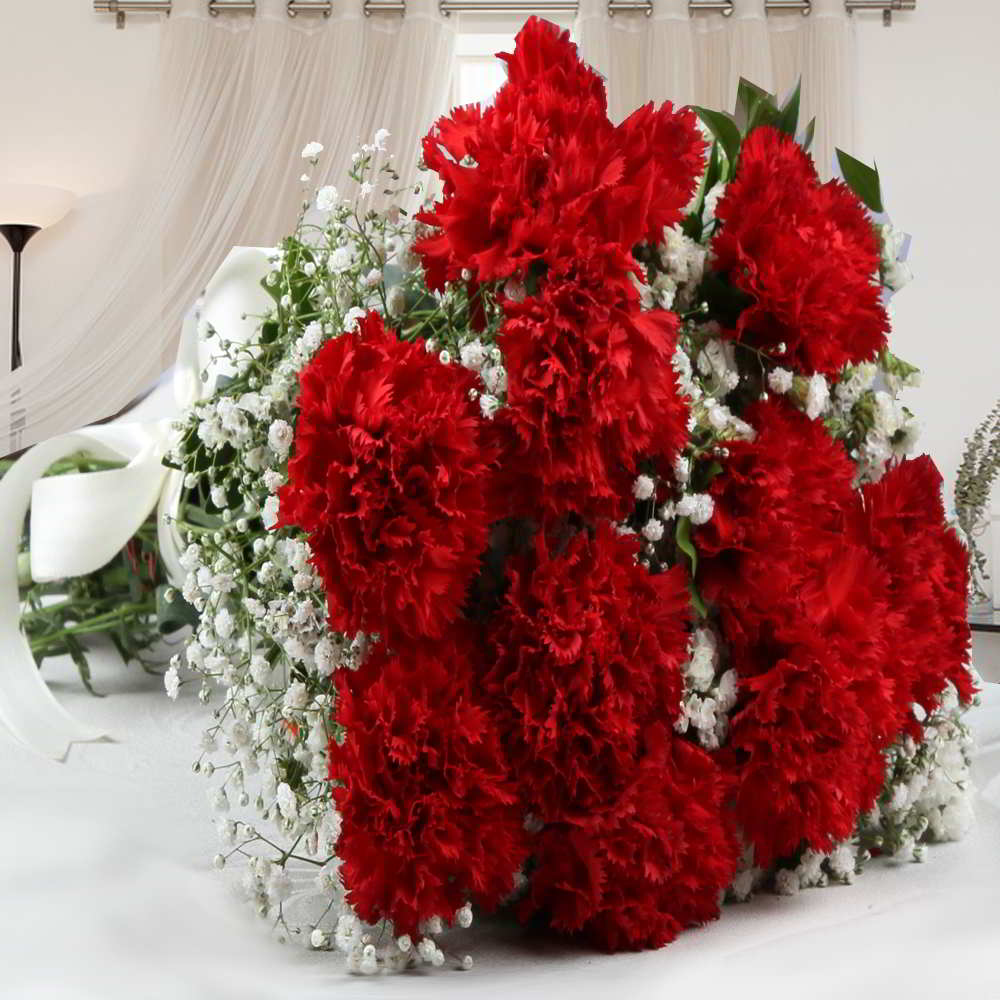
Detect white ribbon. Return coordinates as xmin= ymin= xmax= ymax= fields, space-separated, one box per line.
xmin=0 ymin=247 xmax=273 ymax=760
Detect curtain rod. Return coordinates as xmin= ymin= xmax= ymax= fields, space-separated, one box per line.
xmin=94 ymin=0 xmax=916 ymax=27
xmin=93 ymin=1 xmax=334 ymax=27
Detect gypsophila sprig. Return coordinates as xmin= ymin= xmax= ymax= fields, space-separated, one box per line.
xmin=166 ymin=131 xmax=477 ymax=971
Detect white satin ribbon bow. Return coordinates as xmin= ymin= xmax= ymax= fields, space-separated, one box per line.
xmin=0 ymin=247 xmax=273 ymax=760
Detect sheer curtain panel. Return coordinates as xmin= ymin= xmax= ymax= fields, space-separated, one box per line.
xmin=2 ymin=0 xmax=455 ymax=453
xmin=575 ymin=0 xmax=855 ymax=178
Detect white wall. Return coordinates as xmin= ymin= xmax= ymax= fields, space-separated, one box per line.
xmin=0 ymin=0 xmax=160 ymax=375
xmin=1 ymin=1 xmax=159 ymax=192
xmin=0 ymin=0 xmax=997 ymax=498
xmin=855 ymin=0 xmax=1000 ymax=512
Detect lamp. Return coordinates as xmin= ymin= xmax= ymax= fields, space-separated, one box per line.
xmin=0 ymin=184 xmax=76 ymax=371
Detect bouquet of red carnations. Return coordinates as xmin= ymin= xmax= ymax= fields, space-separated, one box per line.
xmin=169 ymin=17 xmax=978 ymax=970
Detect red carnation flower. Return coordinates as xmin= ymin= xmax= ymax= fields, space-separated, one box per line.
xmin=612 ymin=99 xmax=707 ymax=249
xmin=698 ymin=400 xmax=900 ymax=863
xmin=491 ymin=244 xmax=689 ymax=522
xmin=416 ymin=18 xmax=703 ymax=289
xmin=858 ymin=456 xmax=975 ymax=724
xmin=697 ymin=398 xmax=860 ymax=655
xmin=724 ymin=640 xmax=894 ymax=864
xmin=277 ymin=311 xmax=495 ymax=643
xmin=331 ymin=630 xmax=528 ymax=938
xmin=712 ymin=126 xmax=889 ymax=376
xmin=525 ymin=725 xmax=740 ymax=952
xmin=483 ymin=521 xmax=691 ymax=821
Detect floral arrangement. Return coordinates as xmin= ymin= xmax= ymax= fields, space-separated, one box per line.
xmin=163 ymin=19 xmax=979 ymax=972
xmin=955 ymin=398 xmax=1000 ymax=607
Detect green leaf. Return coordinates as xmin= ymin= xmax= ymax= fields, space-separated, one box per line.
xmin=684 ymin=142 xmax=722 ymax=238
xmin=836 ymin=149 xmax=884 ymax=214
xmin=704 ymin=140 xmax=722 ymax=194
xmin=775 ymin=80 xmax=801 ymax=137
xmin=259 ymin=319 xmax=281 ymax=345
xmin=65 ymin=635 xmax=102 ymax=697
xmin=879 ymin=349 xmax=921 ymax=381
xmin=156 ymin=584 xmax=200 ymax=635
xmin=735 ymin=77 xmax=773 ymax=130
xmin=689 ymin=580 xmax=708 ymax=619
xmin=675 ymin=516 xmax=698 ymax=577
xmin=693 ymin=108 xmax=742 ymax=174
xmin=675 ymin=516 xmax=708 ymax=617
xmin=17 ymin=551 xmax=32 ymax=588
xmin=802 ymin=117 xmax=817 ymax=152
xmin=703 ymin=460 xmax=724 ymax=484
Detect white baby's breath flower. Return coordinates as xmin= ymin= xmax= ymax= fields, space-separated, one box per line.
xmin=328 ymin=245 xmax=355 ymax=274
xmin=267 ymin=868 xmax=293 ymax=904
xmin=481 ymin=365 xmax=507 ymax=395
xmin=283 ymin=681 xmax=309 ymax=715
xmin=774 ymin=868 xmax=800 ymax=896
xmin=459 ymin=339 xmax=488 ymax=371
xmin=214 ymin=607 xmax=235 ymax=640
xmin=263 ymin=469 xmax=284 ymax=493
xmin=641 ymin=519 xmax=665 ymax=542
xmin=343 ymin=306 xmax=367 ymax=333
xmin=315 ymin=185 xmax=338 ymax=212
xmin=301 ymin=141 xmax=324 ymax=160
xmin=268 ymin=419 xmax=293 ymax=457
xmin=805 ymin=373 xmax=830 ymax=420
xmin=314 ymin=636 xmax=337 ymax=675
xmin=479 ymin=394 xmax=500 ymax=419
xmin=632 ymin=475 xmax=655 ymax=501
xmin=767 ymin=367 xmax=794 ymax=395
xmin=164 ymin=665 xmax=180 ymax=700
xmin=676 ymin=493 xmax=714 ymax=525
xmin=262 ymin=495 xmax=280 ymax=529
xmin=276 ymin=782 xmax=299 ymax=822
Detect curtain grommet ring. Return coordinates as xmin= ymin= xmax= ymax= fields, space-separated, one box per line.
xmin=607 ymin=1 xmax=653 ymax=17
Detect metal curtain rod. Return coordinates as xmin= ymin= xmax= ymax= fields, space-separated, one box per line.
xmin=94 ymin=0 xmax=915 ymax=26
xmin=93 ymin=1 xmax=335 ymax=28
xmin=436 ymin=0 xmax=916 ymax=20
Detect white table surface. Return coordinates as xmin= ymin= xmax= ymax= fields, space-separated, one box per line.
xmin=2 ymin=643 xmax=999 ymax=1000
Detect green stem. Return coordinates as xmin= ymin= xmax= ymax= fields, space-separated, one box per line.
xmin=28 ymin=601 xmax=157 ymax=652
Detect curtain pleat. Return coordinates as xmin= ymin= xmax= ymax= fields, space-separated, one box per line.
xmin=3 ymin=0 xmax=455 ymax=453
xmin=578 ymin=0 xmax=854 ymax=178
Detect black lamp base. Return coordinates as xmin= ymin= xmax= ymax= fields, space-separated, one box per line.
xmin=1 ymin=223 xmax=41 ymax=371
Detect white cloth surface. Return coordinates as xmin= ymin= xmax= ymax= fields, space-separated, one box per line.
xmin=2 ymin=643 xmax=999 ymax=999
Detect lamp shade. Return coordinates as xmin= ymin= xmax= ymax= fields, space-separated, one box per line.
xmin=0 ymin=184 xmax=76 ymax=229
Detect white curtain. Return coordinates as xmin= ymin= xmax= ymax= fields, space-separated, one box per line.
xmin=3 ymin=0 xmax=455 ymax=454
xmin=575 ymin=0 xmax=855 ymax=178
